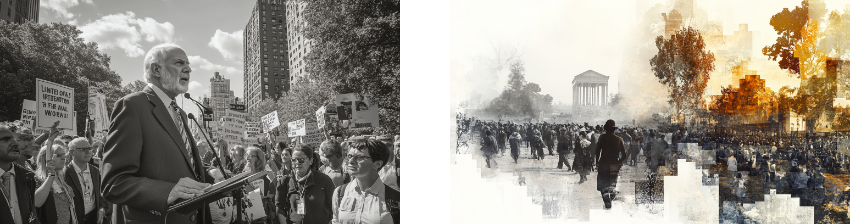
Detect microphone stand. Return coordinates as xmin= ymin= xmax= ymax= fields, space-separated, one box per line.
xmin=188 ymin=113 xmax=245 ymax=223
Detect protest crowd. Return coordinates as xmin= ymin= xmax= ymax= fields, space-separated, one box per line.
xmin=0 ymin=117 xmax=400 ymax=224
xmin=457 ymin=112 xmax=850 ymax=216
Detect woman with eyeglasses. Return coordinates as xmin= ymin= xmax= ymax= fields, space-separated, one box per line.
xmin=276 ymin=144 xmax=335 ymax=224
xmin=34 ymin=137 xmax=81 ymax=224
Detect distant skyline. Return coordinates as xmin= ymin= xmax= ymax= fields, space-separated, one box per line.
xmin=451 ymin=0 xmax=850 ymax=107
xmin=39 ymin=0 xmax=255 ymax=117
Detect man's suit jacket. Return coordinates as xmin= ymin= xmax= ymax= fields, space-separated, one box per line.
xmin=65 ymin=163 xmax=109 ymax=224
xmin=0 ymin=163 xmax=40 ymax=224
xmin=101 ymin=86 xmax=212 ymax=224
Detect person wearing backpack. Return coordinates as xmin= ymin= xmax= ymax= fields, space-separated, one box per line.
xmin=332 ymin=137 xmax=399 ymax=224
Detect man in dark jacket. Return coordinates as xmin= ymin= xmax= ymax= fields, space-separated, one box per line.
xmin=546 ymin=127 xmax=557 ymax=156
xmin=595 ymin=120 xmax=627 ymax=209
xmin=509 ymin=132 xmax=521 ymax=163
xmin=557 ymin=127 xmax=572 ymax=170
xmin=482 ymin=129 xmax=498 ymax=168
xmin=497 ymin=126 xmax=507 ymax=157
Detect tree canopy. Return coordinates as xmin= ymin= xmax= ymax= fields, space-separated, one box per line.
xmin=650 ymin=26 xmax=715 ymax=122
xmin=245 ymin=1 xmax=400 ymax=136
xmin=0 ymin=21 xmax=122 ymax=135
xmin=762 ymin=1 xmax=809 ymax=75
xmin=484 ymin=61 xmax=553 ymax=118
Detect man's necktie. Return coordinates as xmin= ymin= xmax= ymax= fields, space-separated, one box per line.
xmin=170 ymin=101 xmax=196 ymax=175
xmin=1 ymin=171 xmax=11 ymax=203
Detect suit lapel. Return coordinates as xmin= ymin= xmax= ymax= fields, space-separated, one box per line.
xmin=143 ymin=86 xmax=195 ymax=171
xmin=66 ymin=164 xmax=83 ymax=197
xmin=13 ymin=165 xmax=35 ymax=224
xmin=90 ymin=165 xmax=102 ymax=210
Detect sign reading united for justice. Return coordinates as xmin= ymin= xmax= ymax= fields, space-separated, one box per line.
xmin=36 ymin=79 xmax=74 ymax=129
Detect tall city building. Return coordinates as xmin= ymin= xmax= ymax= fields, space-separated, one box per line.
xmin=0 ymin=0 xmax=39 ymax=24
xmin=245 ymin=0 xmax=290 ymax=113
xmin=209 ymin=72 xmax=237 ymax=122
xmin=286 ymin=0 xmax=311 ymax=83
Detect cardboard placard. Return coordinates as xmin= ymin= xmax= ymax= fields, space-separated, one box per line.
xmin=261 ymin=111 xmax=280 ymax=132
xmin=20 ymin=99 xmax=37 ymax=129
xmin=287 ymin=119 xmax=306 ymax=137
xmin=316 ymin=106 xmax=326 ymax=129
xmin=221 ymin=109 xmax=246 ymax=147
xmin=36 ymin=79 xmax=74 ymax=129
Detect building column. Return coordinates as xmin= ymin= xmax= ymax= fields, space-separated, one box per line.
xmin=604 ymin=84 xmax=608 ymax=106
xmin=593 ymin=84 xmax=598 ymax=106
xmin=584 ymin=83 xmax=589 ymax=106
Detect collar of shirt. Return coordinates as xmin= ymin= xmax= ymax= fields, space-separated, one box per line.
xmin=71 ymin=162 xmax=89 ymax=174
xmin=354 ymin=178 xmax=385 ymax=196
xmin=147 ymin=83 xmax=175 ymax=107
xmin=0 ymin=165 xmax=15 ymax=177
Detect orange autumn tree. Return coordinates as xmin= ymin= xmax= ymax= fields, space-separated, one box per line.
xmin=650 ymin=27 xmax=715 ymax=124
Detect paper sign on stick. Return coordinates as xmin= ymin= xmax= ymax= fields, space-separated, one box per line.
xmin=261 ymin=111 xmax=280 ymax=132
xmin=287 ymin=119 xmax=306 ymax=137
xmin=20 ymin=100 xmax=37 ymax=129
xmin=316 ymin=106 xmax=326 ymax=129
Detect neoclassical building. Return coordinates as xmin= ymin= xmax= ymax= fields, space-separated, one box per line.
xmin=572 ymin=70 xmax=610 ymax=114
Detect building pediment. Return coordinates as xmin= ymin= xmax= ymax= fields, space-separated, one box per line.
xmin=572 ymin=70 xmax=609 ymax=84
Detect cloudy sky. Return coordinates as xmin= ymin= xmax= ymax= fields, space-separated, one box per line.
xmin=451 ymin=0 xmax=850 ymax=107
xmin=39 ymin=0 xmax=252 ymax=117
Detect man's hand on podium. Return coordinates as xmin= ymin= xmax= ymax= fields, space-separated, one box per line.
xmin=167 ymin=177 xmax=212 ymax=205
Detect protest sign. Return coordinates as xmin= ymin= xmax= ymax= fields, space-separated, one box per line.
xmin=20 ymin=100 xmax=37 ymax=129
xmin=88 ymin=87 xmax=109 ymax=133
xmin=316 ymin=106 xmax=326 ymax=129
xmin=351 ymin=97 xmax=379 ymax=128
xmin=335 ymin=93 xmax=356 ymax=120
xmin=302 ymin=122 xmax=324 ymax=147
xmin=287 ymin=119 xmax=306 ymax=137
xmin=36 ymin=79 xmax=74 ymax=129
xmin=221 ymin=109 xmax=246 ymax=147
xmin=244 ymin=122 xmax=261 ymax=144
xmin=261 ymin=111 xmax=280 ymax=132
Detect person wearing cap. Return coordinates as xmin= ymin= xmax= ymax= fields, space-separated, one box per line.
xmin=595 ymin=120 xmax=627 ymax=209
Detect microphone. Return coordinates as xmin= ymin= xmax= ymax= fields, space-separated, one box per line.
xmin=184 ymin=93 xmax=212 ymax=115
xmin=188 ymin=113 xmax=230 ymax=180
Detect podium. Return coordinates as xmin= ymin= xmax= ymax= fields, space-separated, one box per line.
xmin=168 ymin=171 xmax=268 ymax=214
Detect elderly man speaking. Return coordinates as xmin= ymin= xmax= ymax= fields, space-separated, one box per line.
xmin=101 ymin=43 xmax=212 ymax=224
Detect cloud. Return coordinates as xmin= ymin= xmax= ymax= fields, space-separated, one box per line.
xmin=78 ymin=12 xmax=177 ymax=57
xmin=188 ymin=81 xmax=203 ymax=91
xmin=136 ymin=17 xmax=175 ymax=43
xmin=207 ymin=29 xmax=243 ymax=62
xmin=188 ymin=55 xmax=241 ymax=75
xmin=40 ymin=0 xmax=94 ymax=19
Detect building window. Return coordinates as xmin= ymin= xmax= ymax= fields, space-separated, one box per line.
xmin=264 ymin=60 xmax=268 ymax=65
xmin=264 ymin=54 xmax=267 ymax=59
xmin=264 ymin=77 xmax=268 ymax=82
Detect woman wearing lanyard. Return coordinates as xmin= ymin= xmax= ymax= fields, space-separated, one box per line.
xmin=276 ymin=144 xmax=334 ymax=224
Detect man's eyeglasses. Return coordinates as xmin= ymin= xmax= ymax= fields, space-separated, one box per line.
xmin=345 ymin=155 xmax=372 ymax=163
xmin=291 ymin=157 xmax=308 ymax=164
xmin=75 ymin=147 xmax=93 ymax=152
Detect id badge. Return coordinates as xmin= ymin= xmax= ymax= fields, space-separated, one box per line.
xmin=296 ymin=198 xmax=305 ymax=215
xmin=84 ymin=191 xmax=93 ymax=204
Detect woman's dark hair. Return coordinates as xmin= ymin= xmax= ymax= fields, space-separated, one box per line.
xmin=347 ymin=136 xmax=391 ymax=170
xmin=276 ymin=142 xmax=287 ymax=151
xmin=292 ymin=144 xmax=321 ymax=172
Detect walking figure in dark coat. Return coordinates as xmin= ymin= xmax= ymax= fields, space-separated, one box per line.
xmin=595 ymin=119 xmax=627 ymax=209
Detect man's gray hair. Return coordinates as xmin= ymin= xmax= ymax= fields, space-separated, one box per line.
xmin=68 ymin=137 xmax=91 ymax=151
xmin=143 ymin=43 xmax=182 ymax=83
